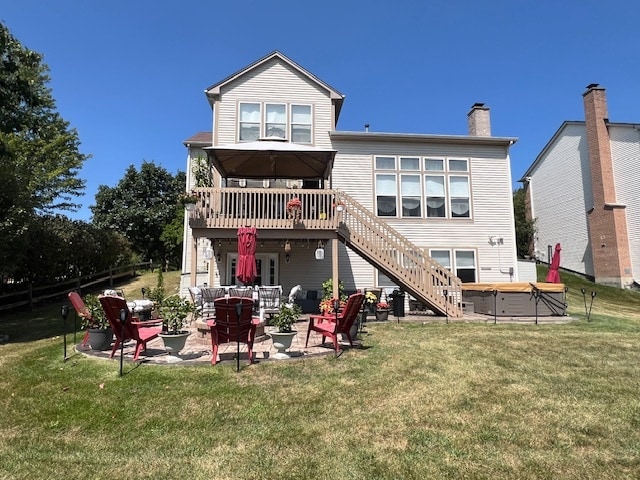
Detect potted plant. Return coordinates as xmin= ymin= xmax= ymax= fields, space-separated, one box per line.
xmin=319 ymin=297 xmax=345 ymax=315
xmin=270 ymin=302 xmax=302 ymax=359
xmin=179 ymin=191 xmax=199 ymax=211
xmin=333 ymin=199 xmax=345 ymax=212
xmin=157 ymin=294 xmax=197 ymax=355
xmin=375 ymin=301 xmax=391 ymax=321
xmin=82 ymin=294 xmax=113 ymax=350
xmin=364 ymin=290 xmax=378 ymax=315
xmin=286 ymin=197 xmax=302 ymax=220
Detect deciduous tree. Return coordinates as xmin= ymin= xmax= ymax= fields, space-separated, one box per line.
xmin=0 ymin=23 xmax=88 ymax=279
xmin=91 ymin=162 xmax=185 ymax=264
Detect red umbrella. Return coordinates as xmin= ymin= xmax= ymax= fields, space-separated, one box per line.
xmin=545 ymin=243 xmax=562 ymax=283
xmin=237 ymin=227 xmax=257 ymax=285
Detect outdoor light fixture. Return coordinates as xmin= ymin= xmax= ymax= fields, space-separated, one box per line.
xmin=119 ymin=308 xmax=128 ymax=377
xmin=315 ymin=240 xmax=325 ymax=260
xmin=216 ymin=252 xmax=221 ymax=262
xmin=285 ymin=253 xmax=290 ymax=263
xmin=61 ymin=305 xmax=69 ymax=362
xmin=284 ymin=240 xmax=291 ymax=253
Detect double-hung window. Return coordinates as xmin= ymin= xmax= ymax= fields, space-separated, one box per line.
xmin=375 ymin=156 xmax=397 ymax=216
xmin=239 ymin=103 xmax=261 ymax=141
xmin=238 ymin=102 xmax=312 ymax=143
xmin=291 ymin=105 xmax=312 ymax=143
xmin=265 ymin=104 xmax=286 ymax=138
xmin=430 ymin=249 xmax=477 ymax=282
xmin=400 ymin=157 xmax=421 ymax=217
xmin=448 ymin=159 xmax=470 ymax=218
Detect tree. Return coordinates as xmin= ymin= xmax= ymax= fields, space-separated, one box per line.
xmin=513 ymin=187 xmax=536 ymax=259
xmin=0 ymin=23 xmax=89 ymax=279
xmin=91 ymin=161 xmax=186 ymax=264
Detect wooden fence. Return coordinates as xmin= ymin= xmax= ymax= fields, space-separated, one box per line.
xmin=0 ymin=262 xmax=155 ymax=313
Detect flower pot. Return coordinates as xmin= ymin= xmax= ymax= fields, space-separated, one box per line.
xmin=87 ymin=327 xmax=113 ymax=350
xmin=270 ymin=331 xmax=297 ymax=359
xmin=158 ymin=331 xmax=191 ymax=355
xmin=336 ymin=205 xmax=344 ymax=212
xmin=375 ymin=310 xmax=390 ymax=321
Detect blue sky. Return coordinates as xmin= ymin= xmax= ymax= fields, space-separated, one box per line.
xmin=3 ymin=0 xmax=640 ymax=221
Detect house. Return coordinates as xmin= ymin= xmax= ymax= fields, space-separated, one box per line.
xmin=181 ymin=51 xmax=520 ymax=317
xmin=521 ymin=84 xmax=637 ymax=288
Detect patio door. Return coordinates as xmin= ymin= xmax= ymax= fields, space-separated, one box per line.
xmin=227 ymin=253 xmax=279 ymax=286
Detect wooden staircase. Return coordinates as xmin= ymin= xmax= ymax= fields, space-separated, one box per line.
xmin=335 ymin=192 xmax=463 ymax=318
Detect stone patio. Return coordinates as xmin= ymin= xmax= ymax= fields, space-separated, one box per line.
xmin=75 ymin=312 xmax=573 ymax=366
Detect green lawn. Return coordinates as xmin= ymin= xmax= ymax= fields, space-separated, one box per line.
xmin=1 ymin=269 xmax=639 ymax=479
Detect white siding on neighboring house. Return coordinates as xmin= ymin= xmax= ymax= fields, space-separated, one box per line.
xmin=529 ymin=124 xmax=594 ymax=275
xmin=215 ymin=59 xmax=334 ymax=147
xmin=610 ymin=125 xmax=640 ymax=282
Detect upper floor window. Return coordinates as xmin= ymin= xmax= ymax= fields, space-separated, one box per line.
xmin=238 ymin=102 xmax=313 ymax=143
xmin=376 ymin=174 xmax=397 ymax=216
xmin=265 ymin=104 xmax=286 ymax=138
xmin=291 ymin=105 xmax=312 ymax=143
xmin=239 ymin=103 xmax=261 ymax=141
xmin=374 ymin=155 xmax=472 ymax=219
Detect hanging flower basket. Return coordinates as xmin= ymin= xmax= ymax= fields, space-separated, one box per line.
xmin=333 ymin=200 xmax=345 ymax=212
xmin=180 ymin=192 xmax=199 ymax=210
xmin=286 ymin=198 xmax=302 ymax=220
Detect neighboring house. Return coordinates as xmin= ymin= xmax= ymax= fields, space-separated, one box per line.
xmin=181 ymin=51 xmax=519 ymax=317
xmin=521 ymin=84 xmax=637 ymax=288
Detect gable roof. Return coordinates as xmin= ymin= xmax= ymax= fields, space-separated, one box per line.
xmin=204 ymin=51 xmax=345 ymax=119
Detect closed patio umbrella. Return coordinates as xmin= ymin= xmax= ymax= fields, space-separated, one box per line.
xmin=545 ymin=243 xmax=562 ymax=283
xmin=237 ymin=226 xmax=257 ymax=285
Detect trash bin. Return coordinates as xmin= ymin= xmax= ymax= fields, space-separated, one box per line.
xmin=390 ymin=289 xmax=405 ymax=318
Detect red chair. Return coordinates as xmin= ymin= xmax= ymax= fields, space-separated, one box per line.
xmin=206 ymin=297 xmax=260 ymax=366
xmin=99 ymin=295 xmax=162 ymax=361
xmin=306 ymin=293 xmax=365 ymax=353
xmin=68 ymin=291 xmax=92 ymax=346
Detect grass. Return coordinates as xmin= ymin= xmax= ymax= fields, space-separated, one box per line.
xmin=1 ymin=268 xmax=640 ymax=479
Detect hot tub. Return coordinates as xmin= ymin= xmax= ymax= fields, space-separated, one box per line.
xmin=462 ymin=282 xmax=566 ymax=316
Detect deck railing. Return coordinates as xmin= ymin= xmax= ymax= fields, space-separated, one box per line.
xmin=188 ymin=187 xmax=340 ymax=230
xmin=188 ymin=187 xmax=462 ymax=316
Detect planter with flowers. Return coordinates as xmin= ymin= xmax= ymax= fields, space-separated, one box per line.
xmin=364 ymin=290 xmax=378 ymax=315
xmin=333 ymin=200 xmax=345 ymax=212
xmin=180 ymin=191 xmax=199 ymax=211
xmin=319 ymin=297 xmax=345 ymax=315
xmin=286 ymin=197 xmax=302 ymax=221
xmin=375 ymin=302 xmax=391 ymax=321
xmin=270 ymin=302 xmax=302 ymax=359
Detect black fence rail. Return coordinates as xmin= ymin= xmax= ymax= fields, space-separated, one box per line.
xmin=0 ymin=262 xmax=154 ymax=313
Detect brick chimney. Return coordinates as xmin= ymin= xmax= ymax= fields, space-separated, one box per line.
xmin=467 ymin=103 xmax=491 ymax=137
xmin=583 ymin=84 xmax=633 ymax=287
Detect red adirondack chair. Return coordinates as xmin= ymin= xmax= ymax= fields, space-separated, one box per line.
xmin=206 ymin=297 xmax=260 ymax=366
xmin=99 ymin=295 xmax=162 ymax=361
xmin=306 ymin=293 xmax=365 ymax=353
xmin=68 ymin=291 xmax=92 ymax=346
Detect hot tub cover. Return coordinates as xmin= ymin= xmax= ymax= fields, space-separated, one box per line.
xmin=461 ymin=282 xmax=565 ymax=293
